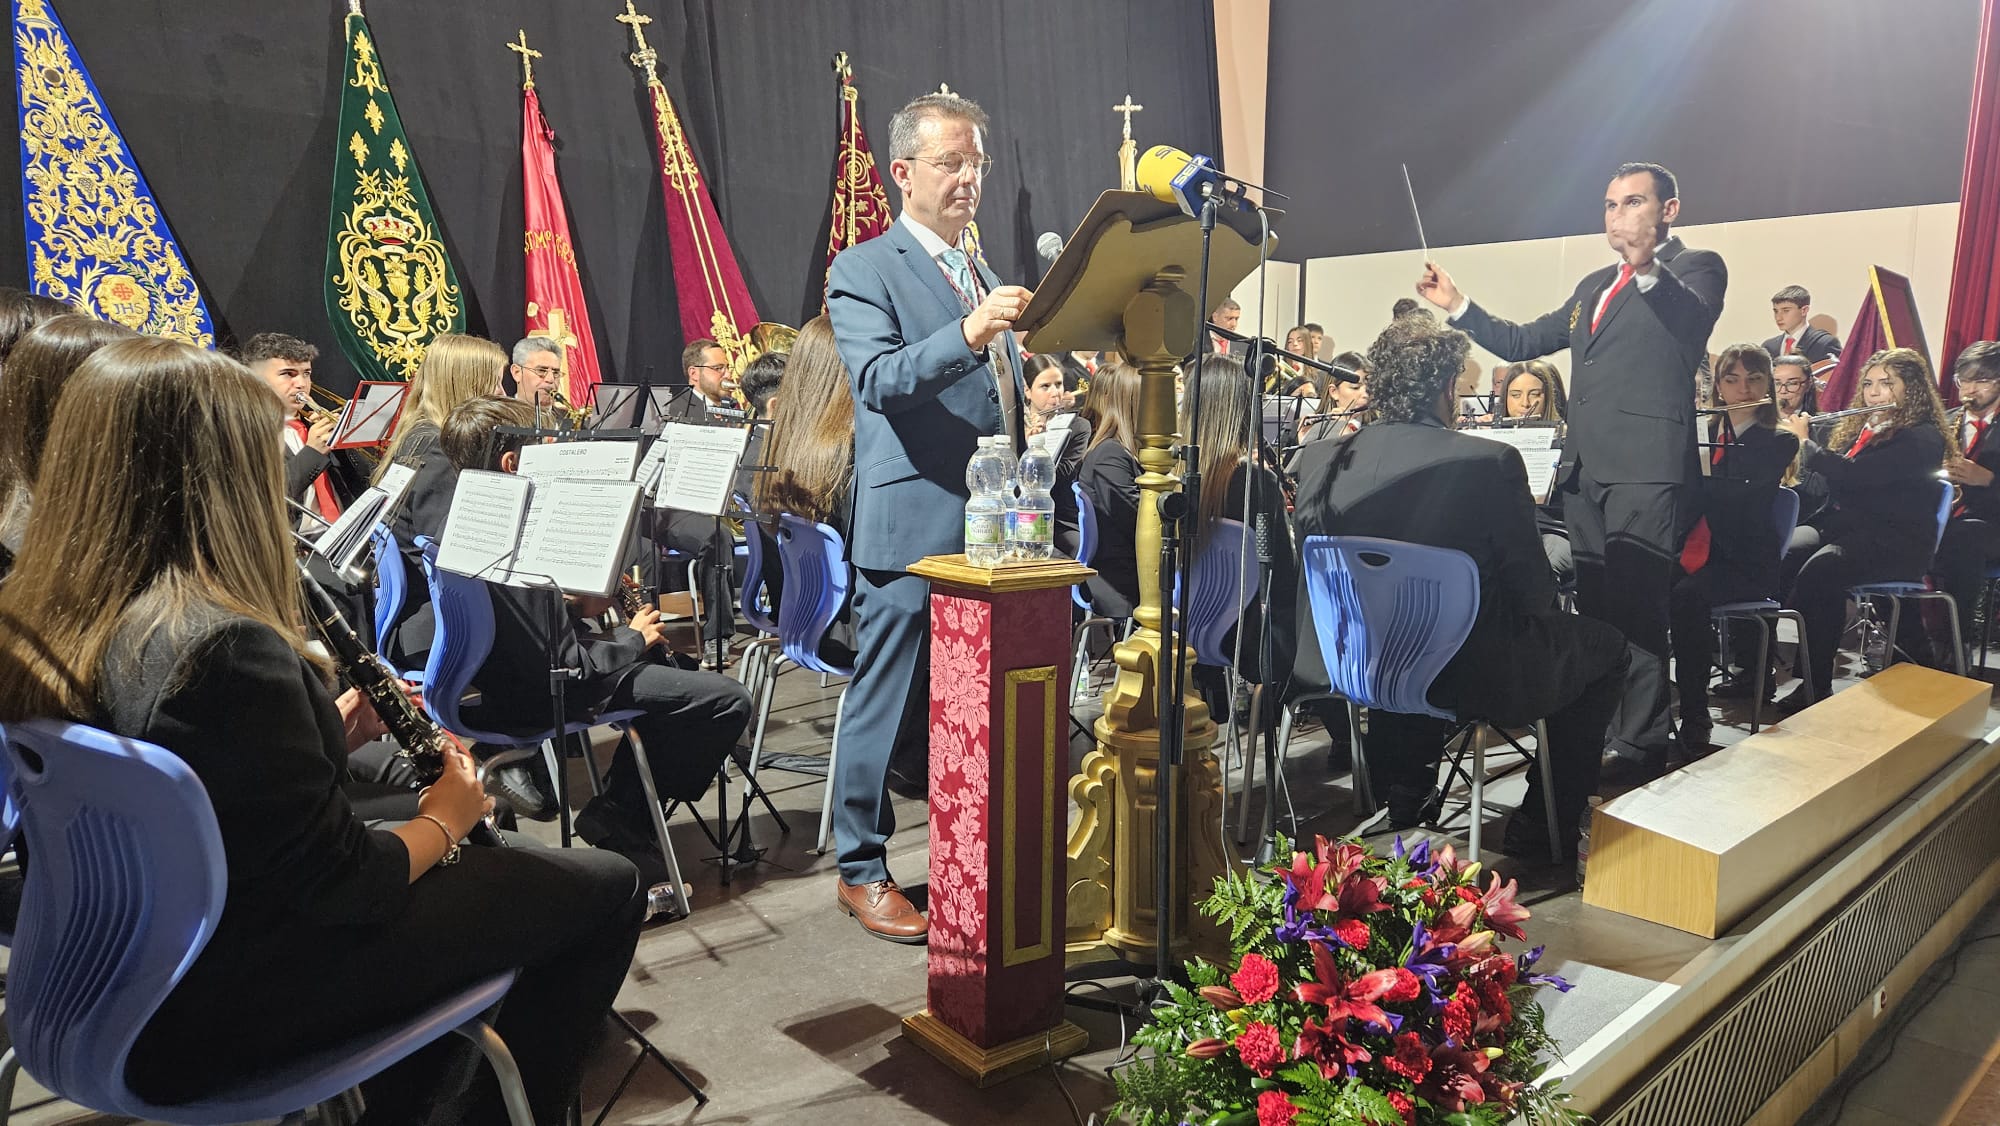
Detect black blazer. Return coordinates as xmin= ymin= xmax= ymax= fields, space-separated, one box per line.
xmin=1284 ymin=420 xmax=1567 ymax=725
xmin=1694 ymin=421 xmax=1798 ymax=589
xmin=1078 ymin=439 xmax=1143 ymax=617
xmin=463 ymin=583 xmax=650 ymax=735
xmin=1454 ymin=235 xmax=1727 ymax=485
xmin=1954 ymin=418 xmax=2000 ymax=524
xmin=1762 ymin=325 xmax=1842 ymax=364
xmin=1804 ymin=423 xmax=1948 ymax=570
xmin=382 ymin=426 xmax=458 ymax=670
xmin=1048 ymin=416 xmax=1093 ymax=554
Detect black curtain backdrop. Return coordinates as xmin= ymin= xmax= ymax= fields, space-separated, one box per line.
xmin=1266 ymin=0 xmax=1982 ymax=261
xmin=0 ymin=0 xmax=1219 ymax=393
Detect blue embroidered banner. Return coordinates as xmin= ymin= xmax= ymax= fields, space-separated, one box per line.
xmin=14 ymin=0 xmax=214 ymax=344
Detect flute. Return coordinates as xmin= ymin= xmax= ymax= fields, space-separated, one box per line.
xmin=1802 ymin=403 xmax=1893 ymax=422
xmin=1695 ymin=397 xmax=1774 ymax=414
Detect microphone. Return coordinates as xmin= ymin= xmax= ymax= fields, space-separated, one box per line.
xmin=1036 ymin=231 xmax=1063 ymax=269
xmin=1136 ymin=144 xmax=1251 ymax=217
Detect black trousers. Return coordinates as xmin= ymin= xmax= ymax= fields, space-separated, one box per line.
xmin=1933 ymin=517 xmax=2000 ymax=635
xmin=658 ymin=510 xmax=736 ymax=644
xmin=600 ymin=662 xmax=753 ymax=805
xmin=1669 ymin=563 xmax=1771 ymax=726
xmin=1786 ymin=527 xmax=1930 ymax=697
xmin=1363 ymin=613 xmax=1628 ymax=840
xmin=1562 ymin=472 xmax=1678 ymax=761
xmin=129 ymin=841 xmax=643 ymax=1125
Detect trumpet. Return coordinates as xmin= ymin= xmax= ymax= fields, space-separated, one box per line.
xmin=547 ymin=385 xmax=590 ymax=429
xmin=290 ymin=390 xmax=337 ymax=428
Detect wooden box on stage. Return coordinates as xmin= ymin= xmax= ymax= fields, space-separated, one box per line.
xmin=1583 ymin=664 xmax=1990 ymax=937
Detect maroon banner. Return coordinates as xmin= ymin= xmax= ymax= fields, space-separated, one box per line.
xmin=825 ymin=53 xmax=892 ymax=278
xmin=1942 ymin=0 xmax=2000 ymax=400
xmin=520 ymin=84 xmax=604 ymax=403
xmin=643 ymin=74 xmax=759 ymax=362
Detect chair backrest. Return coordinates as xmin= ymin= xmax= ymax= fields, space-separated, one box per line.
xmin=1770 ymin=487 xmax=1801 ymax=565
xmin=1072 ymin=481 xmax=1098 ymax=613
xmin=2 ymin=719 xmax=226 ymax=1115
xmin=414 ymin=535 xmax=501 ymax=739
xmin=1181 ymin=518 xmax=1260 ymax=668
xmin=1930 ymin=477 xmax=1953 ymax=556
xmin=774 ymin=513 xmax=855 ymax=677
xmin=1298 ymin=535 xmax=1481 ymax=721
xmin=739 ymin=522 xmax=780 ymax=636
xmin=369 ymin=522 xmax=405 ymax=648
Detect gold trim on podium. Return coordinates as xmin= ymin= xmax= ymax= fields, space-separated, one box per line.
xmin=902 ymin=1010 xmax=1089 ymax=1088
xmin=1003 ymin=665 xmax=1059 ymax=968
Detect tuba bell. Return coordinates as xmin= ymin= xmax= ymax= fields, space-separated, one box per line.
xmin=734 ymin=322 xmax=799 ymax=374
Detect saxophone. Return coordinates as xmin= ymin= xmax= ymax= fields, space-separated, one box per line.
xmin=296 ymin=561 xmax=504 ymax=847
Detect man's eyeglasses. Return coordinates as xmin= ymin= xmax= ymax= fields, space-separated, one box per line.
xmin=1965 ymin=373 xmax=2000 ymax=385
xmin=905 ymin=150 xmax=992 ymax=178
xmin=519 ymin=364 xmax=562 ymax=379
xmin=692 ymin=363 xmax=732 ymax=374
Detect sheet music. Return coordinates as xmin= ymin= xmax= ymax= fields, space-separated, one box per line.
xmin=654 ymin=422 xmax=751 ymax=516
xmin=330 ymin=381 xmax=409 ymax=448
xmin=312 ymin=488 xmax=386 ymax=572
xmin=436 ymin=470 xmax=533 ymax=582
xmin=376 ymin=461 xmax=418 ymax=515
xmin=515 ymin=439 xmax=640 ymax=549
xmin=1464 ymin=427 xmax=1563 ymax=504
xmin=634 ymin=436 xmax=673 ymax=496
xmin=515 ymin=480 xmax=642 ymax=598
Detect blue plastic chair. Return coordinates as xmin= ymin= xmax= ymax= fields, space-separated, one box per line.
xmin=0 ymin=719 xmax=532 ymax=1125
xmin=747 ymin=513 xmax=856 ymax=855
xmin=1277 ymin=535 xmax=1562 ymax=864
xmin=734 ymin=523 xmax=784 ymax=720
xmin=415 ymin=537 xmax=693 ymax=918
xmin=1169 ymin=520 xmax=1272 ymax=843
xmin=0 ymin=725 xmax=17 ymax=948
xmin=1069 ymin=482 xmax=1121 ymax=703
xmin=1850 ymin=479 xmax=1965 ymax=676
xmin=1709 ymin=486 xmax=1812 ymax=732
xmin=369 ymin=523 xmax=424 ymax=683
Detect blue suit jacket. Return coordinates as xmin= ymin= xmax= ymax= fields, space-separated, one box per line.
xmin=827 ymin=220 xmax=1024 ymax=571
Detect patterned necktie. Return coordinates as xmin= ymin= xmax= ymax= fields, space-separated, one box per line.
xmin=1592 ymin=263 xmax=1635 ymax=332
xmin=941 ymin=247 xmax=1017 ymax=446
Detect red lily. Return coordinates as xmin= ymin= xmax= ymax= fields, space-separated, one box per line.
xmin=1426 ymin=900 xmax=1481 ymax=947
xmin=1293 ymin=942 xmax=1401 ymax=1033
xmin=1417 ymin=1045 xmax=1511 ymax=1113
xmin=1293 ymin=1016 xmax=1373 ymax=1078
xmin=1480 ymin=871 xmax=1531 ymax=941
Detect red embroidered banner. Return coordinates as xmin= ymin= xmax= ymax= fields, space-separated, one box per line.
xmin=520 ymin=81 xmax=604 ymax=403
xmin=825 ymin=53 xmax=892 ymax=281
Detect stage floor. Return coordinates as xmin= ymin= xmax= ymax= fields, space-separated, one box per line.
xmin=8 ymin=640 xmax=1998 ymax=1125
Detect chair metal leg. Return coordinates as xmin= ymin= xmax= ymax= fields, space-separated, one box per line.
xmin=1749 ymin=617 xmax=1772 ymax=733
xmin=815 ymin=687 xmax=848 ymax=854
xmin=1240 ymin=698 xmax=1278 ymax=845
xmin=1781 ymin=611 xmax=1814 ymax=704
xmin=1884 ymin=595 xmax=1903 ymax=671
xmin=623 ymin=725 xmax=692 ymax=918
xmin=0 ymin=1047 xmax=19 ymax=1126
xmin=1939 ymin=592 xmax=1967 ymax=676
xmin=1467 ymin=726 xmax=1487 ymax=865
xmin=738 ymin=648 xmax=784 ymax=805
xmin=1534 ymin=720 xmax=1560 ymax=866
xmin=1348 ymin=702 xmax=1374 ymax=813
xmin=451 ymin=1019 xmax=536 ymax=1126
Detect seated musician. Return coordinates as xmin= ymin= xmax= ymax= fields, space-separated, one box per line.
xmin=1669 ymin=345 xmax=1797 ymax=754
xmin=1773 ymin=353 xmax=1817 ymax=418
xmin=0 ymin=314 xmax=134 ymax=577
xmin=375 ymin=333 xmax=510 ymax=672
xmin=241 ymin=333 xmax=345 ymax=534
xmin=1932 ymin=342 xmax=2000 ymax=660
xmin=1500 ymin=359 xmax=1567 ymax=422
xmin=1075 ymin=360 xmax=1145 ymax=616
xmin=1026 ymin=354 xmax=1094 ymax=551
xmin=441 ymin=396 xmax=753 ymax=864
xmin=657 ymin=337 xmax=745 ymax=660
xmin=1285 ymin=316 xmax=1628 ymax=861
xmin=507 ymin=335 xmax=566 ymax=419
xmin=1777 ymin=348 xmax=1953 ymax=709
xmin=0 ymin=339 xmax=642 ymax=1123
xmin=1290 ymin=352 xmax=1370 ymax=460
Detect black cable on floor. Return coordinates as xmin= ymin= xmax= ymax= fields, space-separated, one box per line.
xmin=1813 ymin=927 xmax=2000 ymax=1124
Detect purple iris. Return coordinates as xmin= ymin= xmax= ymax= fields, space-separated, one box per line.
xmin=1518 ymin=944 xmax=1574 ymax=993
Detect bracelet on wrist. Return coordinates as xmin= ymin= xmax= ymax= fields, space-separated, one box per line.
xmin=417 ymin=813 xmax=462 ymax=867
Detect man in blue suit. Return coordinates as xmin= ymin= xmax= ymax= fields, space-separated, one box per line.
xmin=825 ymin=92 xmax=1031 ymax=942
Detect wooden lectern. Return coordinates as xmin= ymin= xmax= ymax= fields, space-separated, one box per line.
xmin=901 ymin=555 xmax=1095 ymax=1085
xmin=1016 ymin=191 xmax=1275 ymax=965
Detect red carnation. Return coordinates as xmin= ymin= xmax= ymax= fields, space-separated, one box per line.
xmin=1334 ymin=917 xmax=1371 ymax=949
xmin=1387 ymin=1090 xmax=1416 ymax=1124
xmin=1442 ymin=981 xmax=1477 ymax=1043
xmin=1231 ymin=952 xmax=1282 ymax=1004
xmin=1384 ymin=967 xmax=1422 ymax=1002
xmin=1384 ymin=1032 xmax=1433 ymax=1081
xmin=1477 ymin=978 xmax=1514 ymax=1026
xmin=1235 ymin=1021 xmax=1285 ymax=1076
xmin=1457 ymin=885 xmax=1482 ymax=903
xmin=1257 ymin=1089 xmax=1300 ymax=1126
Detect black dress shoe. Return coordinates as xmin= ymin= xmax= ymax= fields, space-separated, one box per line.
xmin=1776 ymin=683 xmax=1818 ymax=716
xmin=489 ymin=764 xmax=557 ymax=822
xmin=1599 ymin=752 xmax=1666 ymax=788
xmin=574 ymin=795 xmax=661 ymax=856
xmin=1710 ymin=671 xmax=1773 ymax=703
xmin=1675 ymin=721 xmax=1714 ymax=760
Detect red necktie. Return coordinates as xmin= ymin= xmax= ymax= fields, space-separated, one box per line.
xmin=1592 ymin=263 xmax=1635 ymax=332
xmin=1680 ymin=518 xmax=1711 ymax=574
xmin=1847 ymin=427 xmax=1876 ymax=458
xmin=1970 ymin=417 xmax=1989 ymax=457
xmin=1783 ymin=335 xmax=1796 ymax=355
xmin=286 ymin=419 xmax=341 ymax=523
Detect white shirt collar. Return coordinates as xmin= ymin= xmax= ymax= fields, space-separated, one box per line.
xmin=900 ymin=211 xmax=963 ymax=261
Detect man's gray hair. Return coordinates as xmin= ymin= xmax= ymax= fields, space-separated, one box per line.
xmin=888 ymin=92 xmax=990 ymax=161
xmin=512 ymin=335 xmax=563 ymax=367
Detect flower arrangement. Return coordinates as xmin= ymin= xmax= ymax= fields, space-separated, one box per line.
xmin=1110 ymin=835 xmax=1580 ymax=1126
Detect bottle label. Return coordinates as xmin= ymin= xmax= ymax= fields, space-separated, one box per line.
xmin=965 ymin=512 xmax=1004 ymax=545
xmin=1006 ymin=510 xmax=1052 ymax=541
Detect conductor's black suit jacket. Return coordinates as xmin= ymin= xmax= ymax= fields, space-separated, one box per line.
xmin=1453 ymin=236 xmax=1727 ymax=487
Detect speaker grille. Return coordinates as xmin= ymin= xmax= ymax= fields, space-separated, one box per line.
xmin=1601 ymin=766 xmax=2000 ymax=1126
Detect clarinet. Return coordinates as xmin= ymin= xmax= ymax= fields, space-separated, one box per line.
xmin=296 ymin=561 xmax=505 ymax=848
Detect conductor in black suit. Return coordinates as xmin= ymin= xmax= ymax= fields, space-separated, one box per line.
xmin=1417 ymin=162 xmax=1726 ymax=779
xmin=1284 ymin=315 xmax=1628 ymax=859
xmin=1761 ymin=285 xmax=1842 ymax=365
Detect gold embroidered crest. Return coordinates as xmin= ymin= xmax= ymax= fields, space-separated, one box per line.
xmin=330 ymin=169 xmax=461 ymax=378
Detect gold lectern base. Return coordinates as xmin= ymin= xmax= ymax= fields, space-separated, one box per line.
xmin=901 ymin=1010 xmax=1090 ymax=1087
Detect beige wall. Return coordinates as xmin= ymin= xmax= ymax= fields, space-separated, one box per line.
xmin=1299 ymin=203 xmax=1961 ymax=378
xmin=1226 ymin=259 xmax=1299 ymax=342
xmin=1212 ymin=0 xmax=1269 ymax=192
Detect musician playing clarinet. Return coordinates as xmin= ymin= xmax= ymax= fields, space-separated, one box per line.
xmin=1777 ymin=349 xmax=1953 ymax=707
xmin=1931 ymin=342 xmax=2000 ymax=662
xmin=1669 ymin=345 xmax=1796 ymax=753
xmin=1417 ymin=161 xmax=1725 ymax=786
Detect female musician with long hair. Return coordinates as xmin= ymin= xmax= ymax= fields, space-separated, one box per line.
xmin=1777 ymin=348 xmax=1952 ymax=708
xmin=1500 ymin=359 xmax=1568 ymax=422
xmin=0 ymin=314 xmax=136 ymax=574
xmin=1077 ymin=360 xmax=1146 ymax=616
xmin=1023 ymin=353 xmax=1095 ymax=555
xmin=0 ymin=338 xmax=642 ymax=1122
xmin=1669 ymin=344 xmax=1798 ymax=749
xmin=375 ymin=333 xmax=509 ymax=669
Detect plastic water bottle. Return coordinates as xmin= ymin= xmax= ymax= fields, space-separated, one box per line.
xmin=964 ymin=437 xmax=1008 ymax=567
xmin=644 ymin=882 xmax=688 ymax=922
xmin=1576 ymin=797 xmax=1601 ymax=887
xmin=1009 ymin=434 xmax=1057 ymax=559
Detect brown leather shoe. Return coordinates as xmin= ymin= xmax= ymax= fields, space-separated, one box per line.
xmin=836 ymin=878 xmax=928 ymax=944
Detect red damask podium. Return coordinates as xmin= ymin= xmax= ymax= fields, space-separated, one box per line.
xmin=901 ymin=554 xmax=1093 ymax=1086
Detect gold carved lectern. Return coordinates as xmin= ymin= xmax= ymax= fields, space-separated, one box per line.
xmin=1018 ymin=192 xmax=1274 ymax=966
